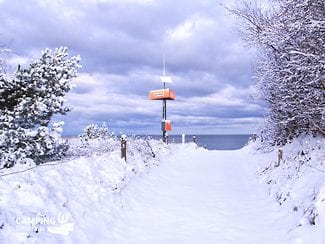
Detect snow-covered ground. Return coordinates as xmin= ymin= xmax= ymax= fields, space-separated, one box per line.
xmin=0 ymin=137 xmax=169 ymax=243
xmin=252 ymin=136 xmax=325 ymax=243
xmin=106 ymin=144 xmax=297 ymax=243
xmin=0 ymin=136 xmax=324 ymax=243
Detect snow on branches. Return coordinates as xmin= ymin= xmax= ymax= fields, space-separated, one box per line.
xmin=230 ymin=0 xmax=325 ymax=145
xmin=0 ymin=47 xmax=81 ymax=168
xmin=80 ymin=122 xmax=109 ymax=141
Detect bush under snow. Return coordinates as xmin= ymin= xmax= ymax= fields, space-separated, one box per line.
xmin=252 ymin=135 xmax=325 ymax=228
xmin=0 ymin=47 xmax=80 ymax=168
xmin=0 ymin=136 xmax=169 ymax=243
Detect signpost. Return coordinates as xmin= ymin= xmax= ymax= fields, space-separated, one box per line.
xmin=148 ymin=57 xmax=176 ymax=142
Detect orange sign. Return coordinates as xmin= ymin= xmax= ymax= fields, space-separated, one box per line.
xmin=161 ymin=120 xmax=172 ymax=131
xmin=148 ymin=89 xmax=176 ymax=100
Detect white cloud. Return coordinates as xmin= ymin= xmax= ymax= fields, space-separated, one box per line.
xmin=168 ymin=20 xmax=194 ymax=40
xmin=167 ymin=15 xmax=216 ymax=41
xmin=6 ymin=56 xmax=29 ymax=68
xmin=174 ymin=84 xmax=255 ymax=108
xmin=66 ymin=72 xmax=161 ymax=120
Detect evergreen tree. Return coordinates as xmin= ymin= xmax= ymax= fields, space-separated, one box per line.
xmin=0 ymin=47 xmax=80 ymax=167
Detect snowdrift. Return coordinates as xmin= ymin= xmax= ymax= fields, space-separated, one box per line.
xmin=0 ymin=137 xmax=169 ymax=243
xmin=251 ymin=135 xmax=325 ymax=241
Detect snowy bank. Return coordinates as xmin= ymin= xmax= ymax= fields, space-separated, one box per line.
xmin=0 ymin=137 xmax=169 ymax=243
xmin=251 ymin=135 xmax=325 ymax=241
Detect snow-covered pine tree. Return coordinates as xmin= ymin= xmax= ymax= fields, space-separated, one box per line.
xmin=0 ymin=47 xmax=80 ymax=168
xmin=230 ymin=0 xmax=325 ymax=145
xmin=80 ymin=122 xmax=109 ymax=140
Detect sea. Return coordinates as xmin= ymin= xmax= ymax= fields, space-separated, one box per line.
xmin=144 ymin=134 xmax=252 ymax=150
xmin=68 ymin=134 xmax=252 ymax=150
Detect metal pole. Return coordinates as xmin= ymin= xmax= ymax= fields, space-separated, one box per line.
xmin=162 ymin=81 xmax=167 ymax=142
xmin=164 ymin=99 xmax=167 ymax=120
xmin=162 ymin=98 xmax=166 ymax=142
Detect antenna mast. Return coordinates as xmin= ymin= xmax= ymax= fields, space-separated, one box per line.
xmin=163 ymin=54 xmax=166 ymax=89
xmin=163 ymin=54 xmax=166 ymax=76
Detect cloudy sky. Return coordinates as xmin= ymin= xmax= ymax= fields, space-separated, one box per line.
xmin=0 ymin=0 xmax=265 ymax=135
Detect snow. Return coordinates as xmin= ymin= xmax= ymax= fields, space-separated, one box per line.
xmin=106 ymin=144 xmax=296 ymax=243
xmin=0 ymin=137 xmax=168 ymax=243
xmin=0 ymin=137 xmax=324 ymax=243
xmin=252 ymin=135 xmax=325 ymax=242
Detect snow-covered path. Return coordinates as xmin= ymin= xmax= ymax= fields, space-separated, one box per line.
xmin=107 ymin=145 xmax=296 ymax=244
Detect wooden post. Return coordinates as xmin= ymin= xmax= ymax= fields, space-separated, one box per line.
xmin=277 ymin=148 xmax=283 ymax=167
xmin=121 ymin=135 xmax=127 ymax=161
xmin=192 ymin=136 xmax=196 ymax=144
xmin=252 ymin=133 xmax=257 ymax=142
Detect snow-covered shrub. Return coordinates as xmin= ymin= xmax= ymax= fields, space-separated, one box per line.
xmin=255 ymin=135 xmax=325 ymax=226
xmin=0 ymin=47 xmax=80 ymax=168
xmin=0 ymin=123 xmax=68 ymax=167
xmin=80 ymin=122 xmax=109 ymax=140
xmin=0 ymin=136 xmax=170 ymax=243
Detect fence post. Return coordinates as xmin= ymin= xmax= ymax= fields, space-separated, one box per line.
xmin=252 ymin=133 xmax=257 ymax=142
xmin=277 ymin=148 xmax=283 ymax=167
xmin=121 ymin=135 xmax=127 ymax=161
xmin=192 ymin=136 xmax=196 ymax=144
xmin=182 ymin=134 xmax=185 ymax=145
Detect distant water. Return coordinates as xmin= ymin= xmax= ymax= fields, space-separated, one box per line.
xmin=67 ymin=134 xmax=251 ymax=150
xmin=145 ymin=135 xmax=251 ymax=150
